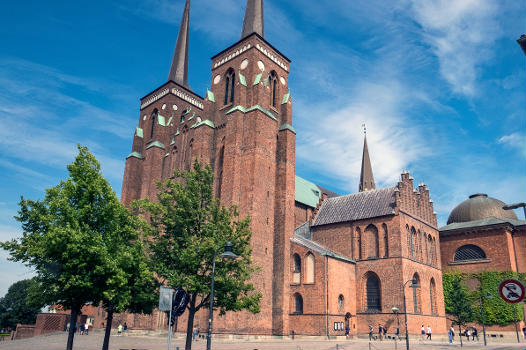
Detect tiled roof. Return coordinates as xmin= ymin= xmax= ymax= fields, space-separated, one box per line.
xmin=291 ymin=235 xmax=354 ymax=263
xmin=312 ymin=187 xmax=397 ymax=227
xmin=440 ymin=217 xmax=526 ymax=234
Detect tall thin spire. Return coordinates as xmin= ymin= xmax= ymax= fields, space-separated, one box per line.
xmin=359 ymin=125 xmax=376 ymax=192
xmin=168 ymin=0 xmax=190 ymax=88
xmin=241 ymin=0 xmax=264 ymax=39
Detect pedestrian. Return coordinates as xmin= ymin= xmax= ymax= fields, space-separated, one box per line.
xmin=192 ymin=327 xmax=197 ymax=341
xmin=66 ymin=322 xmax=70 ymax=332
xmin=395 ymin=327 xmax=400 ymax=340
xmin=84 ymin=322 xmax=89 ymax=335
xmin=369 ymin=325 xmax=373 ymax=341
xmin=426 ymin=325 xmax=432 ymax=340
xmin=196 ymin=326 xmax=200 ymax=340
xmin=79 ymin=323 xmax=84 ymax=335
xmin=345 ymin=324 xmax=350 ymax=339
xmin=383 ymin=326 xmax=387 ymax=339
xmin=118 ymin=324 xmax=123 ymax=336
xmin=450 ymin=326 xmax=455 ymax=341
xmin=465 ymin=328 xmax=471 ymax=341
xmin=123 ymin=322 xmax=128 ymax=334
xmin=448 ymin=327 xmax=453 ymax=344
xmin=378 ymin=324 xmax=383 ymax=341
xmin=472 ymin=327 xmax=478 ymax=341
xmin=421 ymin=325 xmax=425 ymax=340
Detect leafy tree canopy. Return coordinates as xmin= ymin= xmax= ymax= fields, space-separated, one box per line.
xmin=0 ymin=278 xmax=45 ymax=330
xmin=134 ymin=160 xmax=261 ymax=350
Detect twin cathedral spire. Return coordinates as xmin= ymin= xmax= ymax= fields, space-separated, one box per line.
xmin=167 ymin=0 xmax=264 ymax=90
xmin=166 ymin=0 xmax=375 ymax=195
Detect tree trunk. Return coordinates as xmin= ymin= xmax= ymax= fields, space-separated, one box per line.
xmin=66 ymin=306 xmax=79 ymax=350
xmin=185 ymin=295 xmax=197 ymax=350
xmin=458 ymin=324 xmax=463 ymax=347
xmin=102 ymin=305 xmax=114 ymax=350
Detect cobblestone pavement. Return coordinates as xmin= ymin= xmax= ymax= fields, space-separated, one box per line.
xmin=1 ymin=332 xmax=525 ymax=350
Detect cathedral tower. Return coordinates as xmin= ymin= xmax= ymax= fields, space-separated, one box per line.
xmin=121 ymin=0 xmax=295 ymax=335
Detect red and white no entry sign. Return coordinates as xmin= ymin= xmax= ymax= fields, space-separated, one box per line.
xmin=498 ymin=279 xmax=525 ymax=304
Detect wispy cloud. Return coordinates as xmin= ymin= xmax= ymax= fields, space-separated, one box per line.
xmin=498 ymin=132 xmax=526 ymax=158
xmin=407 ymin=0 xmax=502 ymax=97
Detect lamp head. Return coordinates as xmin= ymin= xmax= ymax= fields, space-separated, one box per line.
xmin=392 ymin=307 xmax=399 ymax=313
xmin=220 ymin=241 xmax=239 ymax=260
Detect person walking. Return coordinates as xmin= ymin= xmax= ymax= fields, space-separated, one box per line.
xmin=465 ymin=328 xmax=471 ymax=341
xmin=426 ymin=325 xmax=432 ymax=340
xmin=450 ymin=326 xmax=455 ymax=341
xmin=421 ymin=325 xmax=426 ymax=340
xmin=84 ymin=322 xmax=89 ymax=335
xmin=192 ymin=326 xmax=197 ymax=341
xmin=369 ymin=325 xmax=374 ymax=341
xmin=378 ymin=324 xmax=383 ymax=341
xmin=448 ymin=327 xmax=453 ymax=343
xmin=472 ymin=327 xmax=478 ymax=341
xmin=345 ymin=324 xmax=350 ymax=339
xmin=118 ymin=324 xmax=123 ymax=336
xmin=395 ymin=327 xmax=400 ymax=340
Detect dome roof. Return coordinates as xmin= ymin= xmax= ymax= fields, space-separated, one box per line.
xmin=447 ymin=193 xmax=518 ymax=224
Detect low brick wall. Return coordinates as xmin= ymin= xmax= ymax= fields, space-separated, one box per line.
xmin=14 ymin=324 xmax=35 ymax=340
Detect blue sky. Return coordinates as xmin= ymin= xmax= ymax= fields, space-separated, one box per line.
xmin=0 ymin=0 xmax=525 ymax=296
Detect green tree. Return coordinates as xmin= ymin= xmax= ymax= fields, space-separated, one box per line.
xmin=134 ymin=160 xmax=261 ymax=350
xmin=0 ymin=145 xmax=152 ymax=350
xmin=444 ymin=273 xmax=474 ymax=346
xmin=0 ymin=278 xmax=45 ymax=329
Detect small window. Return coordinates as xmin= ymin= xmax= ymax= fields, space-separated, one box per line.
xmin=270 ymin=71 xmax=278 ymax=107
xmin=294 ymin=293 xmax=303 ymax=314
xmin=454 ymin=245 xmax=486 ymax=262
xmin=150 ymin=109 xmax=158 ymax=139
xmin=293 ymin=254 xmax=301 ymax=284
xmin=180 ymin=113 xmax=185 ymax=123
xmin=224 ymin=69 xmax=235 ymax=105
xmin=338 ymin=294 xmax=345 ymax=311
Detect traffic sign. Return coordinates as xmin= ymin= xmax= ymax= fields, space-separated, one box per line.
xmin=498 ymin=279 xmax=525 ymax=304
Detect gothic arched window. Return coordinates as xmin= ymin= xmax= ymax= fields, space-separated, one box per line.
xmin=338 ymin=294 xmax=345 ymax=312
xmin=412 ymin=273 xmax=421 ymax=313
xmin=293 ymin=254 xmax=301 ymax=284
xmin=150 ymin=109 xmax=158 ymax=139
xmin=365 ymin=224 xmax=379 ymax=259
xmin=410 ymin=227 xmax=416 ymax=258
xmin=454 ymin=245 xmax=486 ymax=262
xmin=270 ymin=71 xmax=278 ymax=107
xmin=365 ymin=273 xmax=381 ymax=311
xmin=293 ymin=293 xmax=303 ymax=314
xmin=430 ymin=278 xmax=437 ymax=314
xmin=305 ymin=253 xmax=315 ymax=283
xmin=224 ymin=69 xmax=235 ymax=105
xmin=383 ymin=224 xmax=389 ymax=258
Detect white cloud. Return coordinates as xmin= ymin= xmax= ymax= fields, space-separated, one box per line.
xmin=498 ymin=132 xmax=526 ymax=158
xmin=296 ymin=79 xmax=428 ymax=193
xmin=408 ymin=0 xmax=502 ymax=96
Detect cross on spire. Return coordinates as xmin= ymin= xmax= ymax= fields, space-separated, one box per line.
xmin=241 ymin=0 xmax=264 ymax=40
xmin=168 ymin=0 xmax=190 ymax=89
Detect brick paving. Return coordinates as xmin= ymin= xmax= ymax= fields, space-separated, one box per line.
xmin=1 ymin=331 xmax=525 ymax=350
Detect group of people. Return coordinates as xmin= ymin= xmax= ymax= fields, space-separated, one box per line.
xmin=420 ymin=325 xmax=432 ymax=340
xmin=448 ymin=325 xmax=479 ymax=343
xmin=368 ymin=324 xmax=390 ymax=341
xmin=65 ymin=322 xmax=91 ymax=335
xmin=117 ymin=323 xmax=128 ymax=335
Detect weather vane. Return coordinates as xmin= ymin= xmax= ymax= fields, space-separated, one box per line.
xmin=362 ymin=123 xmax=366 ymax=135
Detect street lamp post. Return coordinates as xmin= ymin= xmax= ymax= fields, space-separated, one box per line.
xmin=206 ymin=242 xmax=238 ymax=350
xmin=480 ymin=291 xmax=492 ymax=346
xmin=402 ymin=279 xmax=420 ymax=350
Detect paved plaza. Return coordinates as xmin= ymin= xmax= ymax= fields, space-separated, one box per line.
xmin=1 ymin=331 xmax=525 ymax=350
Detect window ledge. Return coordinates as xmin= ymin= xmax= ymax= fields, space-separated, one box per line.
xmin=448 ymin=258 xmax=491 ymax=266
xmin=303 ymin=282 xmax=315 ymax=286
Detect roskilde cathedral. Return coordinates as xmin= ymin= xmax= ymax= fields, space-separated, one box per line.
xmin=117 ymin=0 xmax=526 ymax=337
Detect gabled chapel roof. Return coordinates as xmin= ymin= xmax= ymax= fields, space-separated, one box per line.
xmin=311 ymin=186 xmax=397 ymax=227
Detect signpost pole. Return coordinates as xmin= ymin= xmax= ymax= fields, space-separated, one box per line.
xmin=168 ymin=293 xmax=173 ymax=350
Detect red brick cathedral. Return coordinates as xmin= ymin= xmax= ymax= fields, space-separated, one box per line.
xmin=120 ymin=0 xmax=448 ymax=336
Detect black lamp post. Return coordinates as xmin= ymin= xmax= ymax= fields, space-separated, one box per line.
xmin=206 ymin=242 xmax=238 ymax=350
xmin=402 ymin=278 xmax=420 ymax=350
xmin=392 ymin=307 xmax=400 ymax=349
xmin=518 ymin=35 xmax=526 ymax=56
